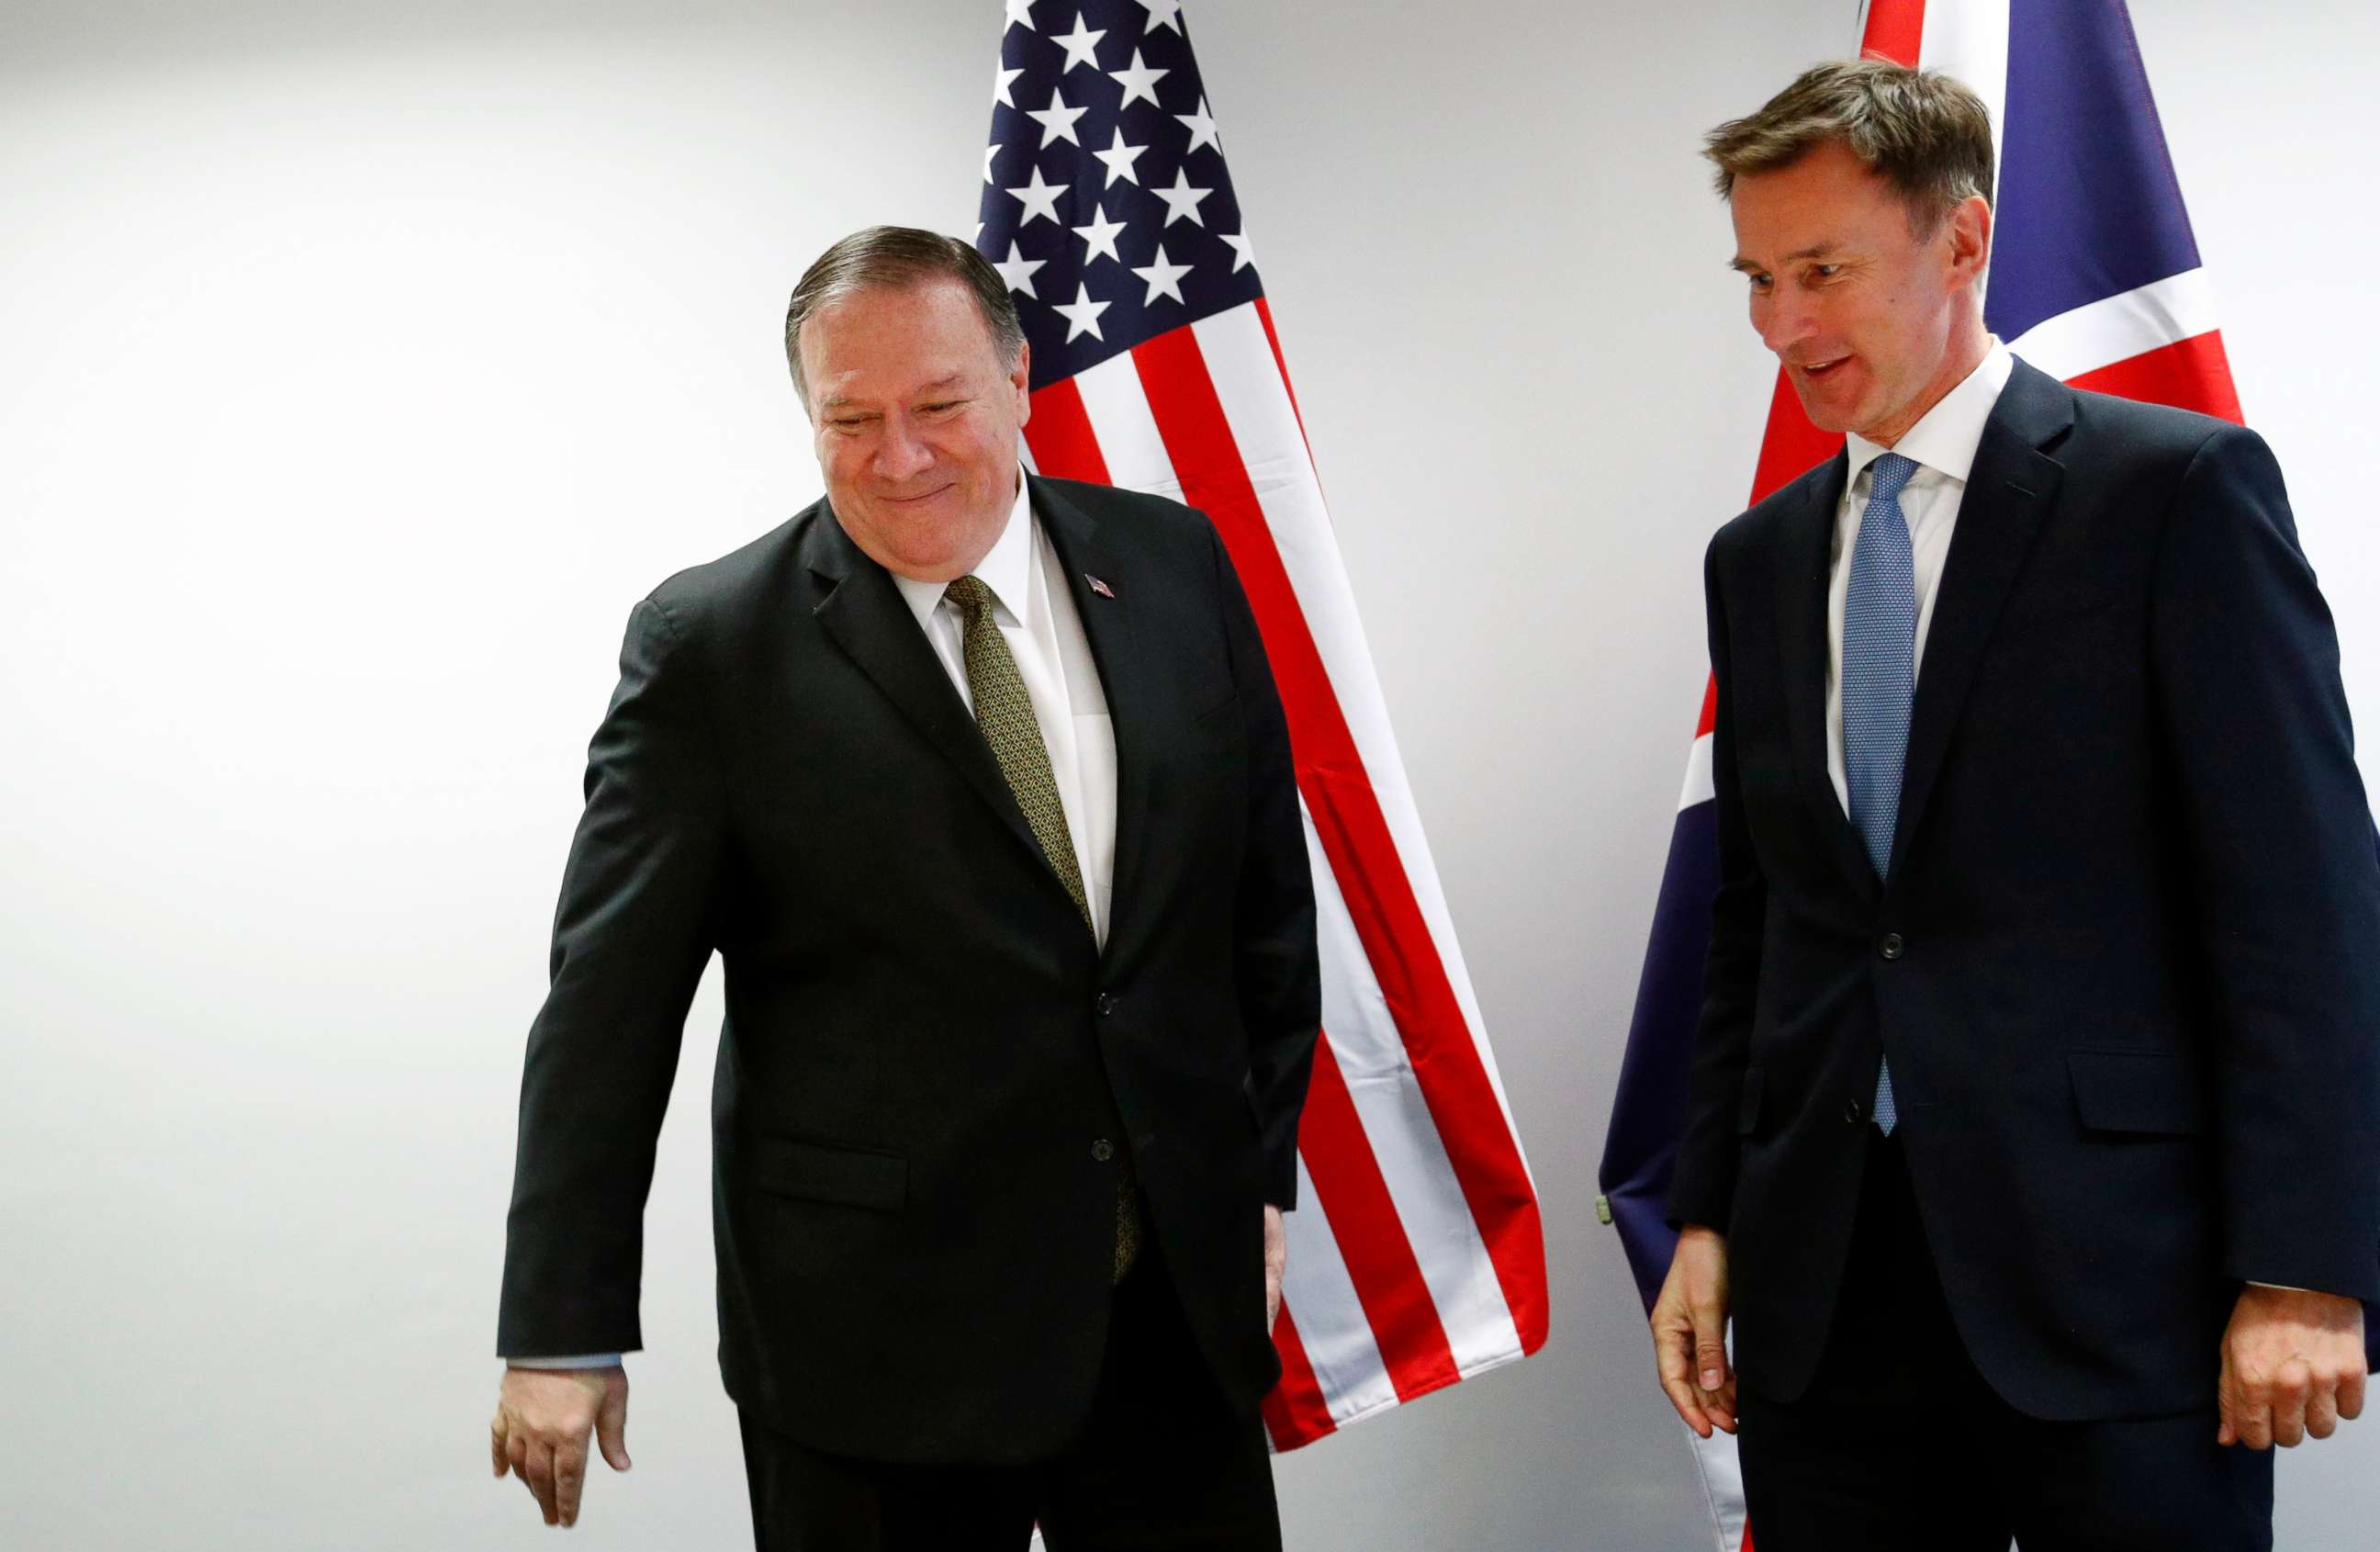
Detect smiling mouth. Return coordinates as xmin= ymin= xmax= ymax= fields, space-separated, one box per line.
xmin=884 ymin=484 xmax=957 ymax=504
xmin=1798 ymin=357 xmax=1851 ymax=377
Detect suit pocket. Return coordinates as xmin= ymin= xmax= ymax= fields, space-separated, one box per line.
xmin=2067 ymin=1051 xmax=2207 ymax=1136
xmin=1735 ymin=1067 xmax=1768 ymax=1137
xmin=746 ymin=1135 xmax=907 ymax=1212
xmin=1193 ymin=688 xmax=1241 ymax=726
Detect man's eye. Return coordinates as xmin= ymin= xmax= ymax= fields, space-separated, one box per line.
xmin=1746 ymin=273 xmax=1772 ymax=291
xmin=1810 ymin=264 xmax=1843 ymax=280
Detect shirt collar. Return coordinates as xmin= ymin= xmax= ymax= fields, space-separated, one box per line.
xmin=889 ymin=467 xmax=1036 ymax=631
xmin=1844 ymin=338 xmax=2015 ymax=489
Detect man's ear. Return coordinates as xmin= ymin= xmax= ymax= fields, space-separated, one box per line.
xmin=1012 ymin=341 xmax=1033 ymax=429
xmin=1946 ymin=194 xmax=1993 ymax=291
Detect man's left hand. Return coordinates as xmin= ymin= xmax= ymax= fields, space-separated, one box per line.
xmin=2217 ymin=1285 xmax=2367 ymax=1448
xmin=1263 ymin=1205 xmax=1287 ymax=1332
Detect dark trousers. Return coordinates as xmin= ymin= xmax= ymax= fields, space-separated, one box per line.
xmin=1737 ymin=1132 xmax=2273 ymax=1552
xmin=739 ymin=1252 xmax=1280 ymax=1552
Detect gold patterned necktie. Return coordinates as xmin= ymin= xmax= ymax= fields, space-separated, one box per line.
xmin=941 ymin=573 xmax=1140 ymax=1279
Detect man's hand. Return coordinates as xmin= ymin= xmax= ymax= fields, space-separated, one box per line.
xmin=489 ymin=1365 xmax=631 ymax=1527
xmin=2217 ymin=1286 xmax=2367 ymax=1449
xmin=1263 ymin=1204 xmax=1288 ymax=1332
xmin=1650 ymin=1225 xmax=1735 ymax=1438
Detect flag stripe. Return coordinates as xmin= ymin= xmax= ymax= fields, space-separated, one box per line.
xmin=1260 ymin=1301 xmax=1340 ymax=1450
xmin=1280 ymin=1150 xmax=1400 ymax=1426
xmin=2064 ymin=329 xmax=2243 ymax=424
xmin=1190 ymin=302 xmax=1519 ymax=1145
xmin=1304 ymin=802 xmax=1527 ymax=1373
xmin=1862 ymin=0 xmax=1925 ymax=65
xmin=2003 ymin=268 xmax=2219 ymax=386
xmin=1294 ymin=1031 xmax=1463 ymax=1400
xmin=1022 ymin=376 xmax=1112 ymax=484
xmin=1127 ymin=321 xmax=1550 ymax=1351
xmin=1253 ymin=296 xmax=1311 ymax=453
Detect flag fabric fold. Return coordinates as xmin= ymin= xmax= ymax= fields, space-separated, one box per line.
xmin=976 ymin=0 xmax=1548 ymax=1452
xmin=1598 ymin=3 xmax=2245 ymax=1546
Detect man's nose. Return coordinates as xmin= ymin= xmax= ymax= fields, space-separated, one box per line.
xmin=873 ymin=418 xmax=934 ymax=481
xmin=1755 ymin=291 xmax=1811 ymax=358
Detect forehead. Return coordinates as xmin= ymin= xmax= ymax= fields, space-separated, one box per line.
xmin=800 ymin=277 xmax=999 ymax=394
xmin=1727 ymin=141 xmax=1906 ymax=257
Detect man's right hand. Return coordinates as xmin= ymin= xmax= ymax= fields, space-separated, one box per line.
xmin=489 ymin=1365 xmax=631 ymax=1528
xmin=1650 ymin=1225 xmax=1736 ymax=1438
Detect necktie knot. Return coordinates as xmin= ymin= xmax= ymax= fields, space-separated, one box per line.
xmin=943 ymin=573 xmax=995 ymax=622
xmin=1868 ymin=451 xmax=1920 ymax=506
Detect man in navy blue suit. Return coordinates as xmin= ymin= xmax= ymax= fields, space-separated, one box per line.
xmin=1648 ymin=61 xmax=2379 ymax=1550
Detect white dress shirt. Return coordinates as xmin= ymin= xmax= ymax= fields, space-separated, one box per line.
xmin=1824 ymin=340 xmax=2015 ymax=815
xmin=509 ymin=472 xmax=1119 ymax=1369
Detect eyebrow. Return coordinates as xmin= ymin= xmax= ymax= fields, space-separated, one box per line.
xmin=819 ymin=374 xmax=969 ymax=411
xmin=1730 ymin=242 xmax=1845 ymax=273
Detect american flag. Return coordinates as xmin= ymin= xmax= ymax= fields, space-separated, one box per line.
xmin=1598 ymin=2 xmax=2247 ymax=1546
xmin=976 ymin=0 xmax=1549 ymax=1450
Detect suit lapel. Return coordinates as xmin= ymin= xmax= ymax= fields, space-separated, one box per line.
xmin=1888 ymin=362 xmax=2072 ymax=878
xmin=803 ymin=504 xmax=1050 ymax=873
xmin=1032 ymin=477 xmax=1151 ymax=957
xmin=1776 ymin=452 xmax=1882 ymax=902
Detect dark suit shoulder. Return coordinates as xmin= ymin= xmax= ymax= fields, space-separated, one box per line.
xmin=2061 ymin=380 xmax=2254 ymax=467
xmin=1710 ymin=454 xmax=1839 ymax=568
xmin=636 ymin=502 xmax=826 ymax=638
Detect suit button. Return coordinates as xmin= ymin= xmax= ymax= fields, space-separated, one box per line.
xmin=1844 ymin=1097 xmax=1866 ymax=1125
xmin=1877 ymin=933 xmax=1904 ymax=961
xmin=1091 ymin=1138 xmax=1116 ymax=1162
xmin=1096 ymin=992 xmax=1117 ymax=1016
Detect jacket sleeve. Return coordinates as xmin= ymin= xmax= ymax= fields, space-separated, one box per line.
xmin=1666 ymin=534 xmax=1768 ymax=1232
xmin=1211 ymin=523 xmax=1322 ymax=1209
xmin=498 ymin=596 xmax=728 ymax=1356
xmin=2148 ymin=424 xmax=2380 ymax=1303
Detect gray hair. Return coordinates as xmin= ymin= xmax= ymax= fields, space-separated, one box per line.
xmin=782 ymin=225 xmax=1027 ymax=410
xmin=1704 ymin=58 xmax=1995 ymax=233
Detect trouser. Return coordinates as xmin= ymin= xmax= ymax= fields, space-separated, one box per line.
xmin=739 ymin=1248 xmax=1280 ymax=1551
xmin=1736 ymin=1130 xmax=2273 ymax=1551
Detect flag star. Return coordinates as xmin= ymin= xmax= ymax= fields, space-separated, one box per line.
xmin=994 ymin=241 xmax=1046 ymax=299
xmin=1109 ymin=48 xmax=1170 ymax=108
xmin=1005 ymin=164 xmax=1065 ymax=227
xmin=1175 ymin=96 xmax=1221 ymax=154
xmin=1072 ymin=202 xmax=1128 ymax=264
xmin=1136 ymin=0 xmax=1183 ymax=35
xmin=1027 ymin=87 xmax=1091 ymax=148
xmin=994 ymin=65 xmax=1025 ymax=107
xmin=983 ymin=142 xmax=1001 ymax=184
xmin=1131 ymin=242 xmax=1194 ymax=306
xmin=1051 ymin=13 xmax=1106 ymax=73
xmin=1005 ymin=0 xmax=1038 ymax=34
xmin=1221 ymin=231 xmax=1255 ymax=272
xmin=1091 ymin=126 xmax=1149 ymax=187
xmin=1151 ymin=167 xmax=1214 ymax=227
xmin=1051 ymin=281 xmax=1111 ymax=343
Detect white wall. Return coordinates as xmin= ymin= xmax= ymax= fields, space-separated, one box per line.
xmin=3 ymin=2 xmax=2374 ymax=1547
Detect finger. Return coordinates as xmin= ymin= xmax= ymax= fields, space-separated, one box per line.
xmin=524 ymin=1437 xmax=559 ymax=1525
xmin=554 ymin=1436 xmax=589 ymax=1527
xmin=2236 ymin=1393 xmax=2275 ymax=1452
xmin=2272 ymin=1362 xmax=2312 ymax=1448
xmin=2340 ymin=1367 xmax=2367 ymax=1422
xmin=2217 ymin=1352 xmax=2241 ymax=1445
xmin=507 ymin=1429 xmax=530 ymax=1479
xmin=596 ymin=1384 xmax=634 ymax=1473
xmin=1654 ymin=1325 xmax=1712 ymax=1436
xmin=2307 ymin=1384 xmax=2341 ymax=1441
xmin=490 ymin=1415 xmax=511 ymax=1477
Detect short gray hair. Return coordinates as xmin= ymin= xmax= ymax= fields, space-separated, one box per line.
xmin=782 ymin=226 xmax=1027 ymax=410
xmin=1704 ymin=58 xmax=1995 ymax=233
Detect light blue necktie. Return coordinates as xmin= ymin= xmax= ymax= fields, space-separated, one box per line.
xmin=1845 ymin=451 xmax=1919 ymax=1135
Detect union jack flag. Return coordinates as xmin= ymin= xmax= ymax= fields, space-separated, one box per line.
xmin=977 ymin=0 xmax=1550 ymax=1450
xmin=1599 ymin=2 xmax=2246 ymax=1546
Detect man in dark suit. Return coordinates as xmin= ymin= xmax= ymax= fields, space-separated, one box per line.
xmin=1647 ymin=62 xmax=2380 ymax=1549
xmin=486 ymin=227 xmax=1319 ymax=1549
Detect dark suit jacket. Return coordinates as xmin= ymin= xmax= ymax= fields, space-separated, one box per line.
xmin=1668 ymin=360 xmax=2380 ymax=1420
xmin=497 ymin=475 xmax=1320 ymax=1464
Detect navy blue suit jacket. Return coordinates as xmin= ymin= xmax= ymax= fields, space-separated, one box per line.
xmin=1668 ymin=361 xmax=2380 ymax=1418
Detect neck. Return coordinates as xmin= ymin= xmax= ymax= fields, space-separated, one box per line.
xmin=1863 ymin=314 xmax=1992 ymax=449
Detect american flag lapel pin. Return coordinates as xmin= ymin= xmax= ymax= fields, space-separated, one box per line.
xmin=1085 ymin=573 xmax=1116 ymax=600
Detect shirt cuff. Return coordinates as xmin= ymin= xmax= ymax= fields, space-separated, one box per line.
xmin=504 ymin=1354 xmax=625 ymax=1369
